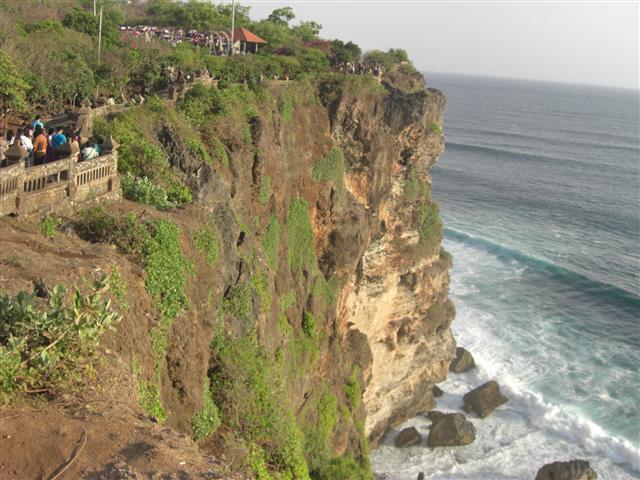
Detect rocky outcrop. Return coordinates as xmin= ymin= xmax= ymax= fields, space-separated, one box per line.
xmin=462 ymin=381 xmax=508 ymax=418
xmin=427 ymin=412 xmax=475 ymax=447
xmin=330 ymin=84 xmax=453 ymax=446
xmin=395 ymin=427 xmax=422 ymax=448
xmin=535 ymin=460 xmax=598 ymax=480
xmin=432 ymin=385 xmax=444 ymax=397
xmin=449 ymin=347 xmax=476 ymax=373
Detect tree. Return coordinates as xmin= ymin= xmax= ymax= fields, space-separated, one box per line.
xmin=268 ymin=7 xmax=295 ymax=26
xmin=0 ymin=51 xmax=29 ymax=111
xmin=330 ymin=40 xmax=361 ymax=65
xmin=292 ymin=21 xmax=322 ymax=42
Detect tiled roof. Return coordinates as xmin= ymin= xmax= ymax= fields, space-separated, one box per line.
xmin=233 ymin=27 xmax=267 ymax=44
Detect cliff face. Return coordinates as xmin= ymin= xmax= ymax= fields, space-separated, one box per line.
xmin=0 ymin=74 xmax=452 ymax=477
xmin=321 ymin=84 xmax=454 ymax=445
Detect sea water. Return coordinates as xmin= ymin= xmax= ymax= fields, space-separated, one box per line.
xmin=371 ymin=73 xmax=640 ymax=479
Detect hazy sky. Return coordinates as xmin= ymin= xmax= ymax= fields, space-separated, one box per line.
xmin=246 ymin=1 xmax=639 ymax=89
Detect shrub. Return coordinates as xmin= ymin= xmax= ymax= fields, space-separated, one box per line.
xmin=40 ymin=215 xmax=62 ymax=239
xmin=109 ymin=264 xmax=128 ymax=310
xmin=139 ymin=380 xmax=166 ymax=423
xmin=262 ymin=215 xmax=281 ymax=271
xmin=344 ymin=366 xmax=362 ymax=411
xmin=220 ymin=283 xmax=254 ymax=328
xmin=0 ymin=275 xmax=121 ymax=402
xmin=430 ymin=122 xmax=442 ymax=134
xmin=121 ymin=173 xmax=173 ymax=210
xmin=192 ymin=378 xmax=221 ymax=440
xmin=312 ymin=455 xmax=371 ymax=480
xmin=193 ymin=225 xmax=218 ymax=265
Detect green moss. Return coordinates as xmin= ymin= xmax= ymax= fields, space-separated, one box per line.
xmin=312 ymin=275 xmax=339 ymax=311
xmin=193 ymin=225 xmax=218 ymax=265
xmin=262 ymin=216 xmax=281 ymax=272
xmin=430 ymin=122 xmax=442 ymax=134
xmin=192 ymin=378 xmax=221 ymax=440
xmin=285 ymin=199 xmax=316 ymax=272
xmin=259 ymin=175 xmax=271 ymax=205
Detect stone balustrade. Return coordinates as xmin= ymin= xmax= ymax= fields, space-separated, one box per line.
xmin=0 ymin=150 xmax=120 ymax=217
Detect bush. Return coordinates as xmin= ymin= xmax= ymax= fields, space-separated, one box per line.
xmin=311 ymin=148 xmax=346 ymax=200
xmin=312 ymin=455 xmax=371 ymax=480
xmin=40 ymin=215 xmax=62 ymax=239
xmin=121 ymin=173 xmax=173 ymax=210
xmin=0 ymin=275 xmax=121 ymax=402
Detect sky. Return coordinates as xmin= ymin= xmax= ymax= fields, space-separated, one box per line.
xmin=244 ymin=1 xmax=639 ymax=89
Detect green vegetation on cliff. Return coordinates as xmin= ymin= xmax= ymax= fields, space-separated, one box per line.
xmin=0 ymin=275 xmax=121 ymax=403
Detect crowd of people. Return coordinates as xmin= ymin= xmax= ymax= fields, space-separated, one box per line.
xmin=0 ymin=114 xmax=101 ymax=168
xmin=121 ymin=25 xmax=235 ymax=56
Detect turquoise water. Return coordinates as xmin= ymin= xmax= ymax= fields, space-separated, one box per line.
xmin=372 ymin=74 xmax=639 ymax=479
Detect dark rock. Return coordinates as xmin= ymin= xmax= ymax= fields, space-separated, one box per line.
xmin=462 ymin=380 xmax=508 ymax=418
xmin=33 ymin=278 xmax=48 ymax=298
xmin=535 ymin=460 xmax=597 ymax=480
xmin=427 ymin=413 xmax=475 ymax=447
xmin=395 ymin=426 xmax=422 ymax=448
xmin=417 ymin=473 xmax=425 ymax=480
xmin=432 ymin=385 xmax=444 ymax=397
xmin=449 ymin=347 xmax=476 ymax=373
xmin=427 ymin=410 xmax=445 ymax=422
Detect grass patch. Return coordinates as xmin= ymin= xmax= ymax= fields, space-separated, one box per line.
xmin=430 ymin=122 xmax=442 ymax=134
xmin=259 ymin=175 xmax=271 ymax=205
xmin=0 ymin=275 xmax=121 ymax=403
xmin=221 ymin=283 xmax=255 ymax=328
xmin=285 ymin=198 xmax=316 ymax=272
xmin=251 ymin=273 xmax=272 ymax=314
xmin=262 ymin=215 xmax=281 ymax=272
xmin=344 ymin=366 xmax=362 ymax=411
xmin=193 ymin=225 xmax=218 ymax=265
xmin=192 ymin=378 xmax=221 ymax=440
xmin=281 ymin=94 xmax=293 ymax=124
xmin=212 ymin=137 xmax=229 ymax=167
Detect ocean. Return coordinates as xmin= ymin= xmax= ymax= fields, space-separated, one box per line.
xmin=371 ymin=73 xmax=640 ymax=479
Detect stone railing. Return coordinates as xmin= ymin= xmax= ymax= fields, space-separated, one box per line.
xmin=0 ymin=150 xmax=120 ymax=217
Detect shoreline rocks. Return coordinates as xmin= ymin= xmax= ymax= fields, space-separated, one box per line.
xmin=462 ymin=380 xmax=507 ymax=418
xmin=535 ymin=460 xmax=598 ymax=480
xmin=449 ymin=347 xmax=476 ymax=373
xmin=432 ymin=385 xmax=444 ymax=397
xmin=427 ymin=412 xmax=476 ymax=447
xmin=395 ymin=426 xmax=422 ymax=448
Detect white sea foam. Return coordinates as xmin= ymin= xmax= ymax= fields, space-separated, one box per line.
xmin=371 ymin=237 xmax=640 ymax=480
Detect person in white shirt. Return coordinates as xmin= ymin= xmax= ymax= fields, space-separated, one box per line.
xmin=19 ymin=129 xmax=33 ymax=152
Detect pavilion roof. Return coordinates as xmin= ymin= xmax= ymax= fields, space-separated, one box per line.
xmin=233 ymin=27 xmax=267 ymax=44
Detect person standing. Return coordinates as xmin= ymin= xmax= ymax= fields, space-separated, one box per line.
xmin=31 ymin=115 xmax=44 ymax=130
xmin=33 ymin=126 xmax=47 ymax=165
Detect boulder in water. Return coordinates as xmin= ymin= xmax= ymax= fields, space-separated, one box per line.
xmin=427 ymin=413 xmax=475 ymax=447
xmin=395 ymin=426 xmax=422 ymax=448
xmin=462 ymin=380 xmax=507 ymax=418
xmin=535 ymin=460 xmax=597 ymax=480
xmin=432 ymin=385 xmax=444 ymax=397
xmin=449 ymin=347 xmax=476 ymax=373
xmin=427 ymin=410 xmax=445 ymax=422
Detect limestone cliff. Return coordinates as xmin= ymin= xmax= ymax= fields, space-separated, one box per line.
xmin=0 ymin=73 xmax=452 ymax=478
